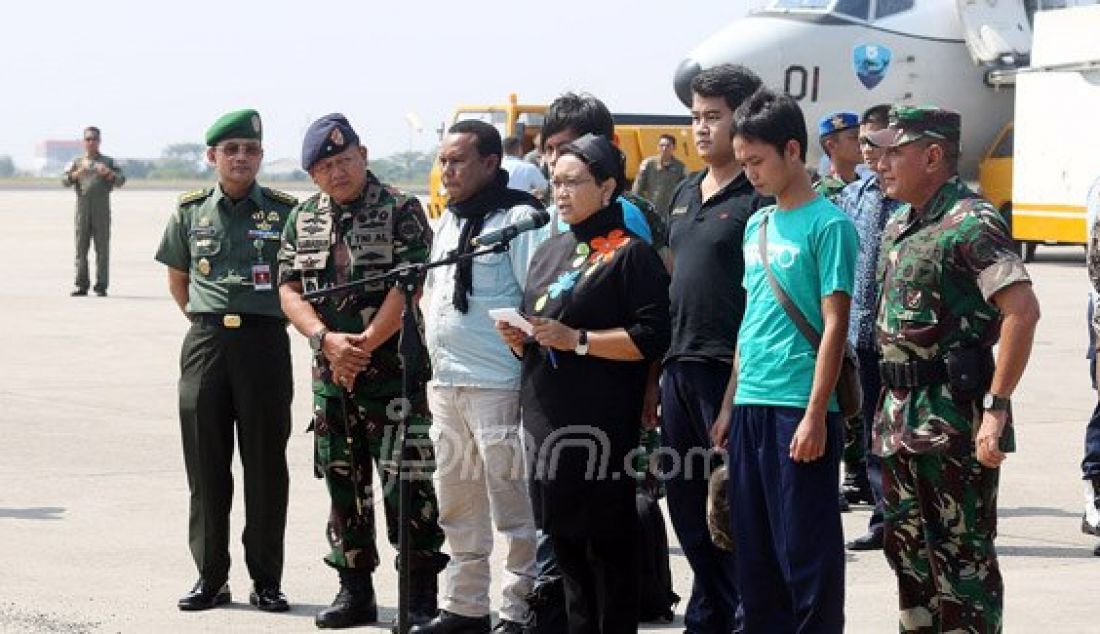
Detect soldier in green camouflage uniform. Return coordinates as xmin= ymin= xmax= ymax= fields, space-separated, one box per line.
xmin=63 ymin=126 xmax=125 ymax=296
xmin=869 ymin=106 xmax=1040 ymax=633
xmin=812 ymin=111 xmax=861 ymax=203
xmin=278 ymin=114 xmax=446 ymax=629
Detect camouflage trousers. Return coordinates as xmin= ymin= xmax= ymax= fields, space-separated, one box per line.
xmin=882 ymin=448 xmax=1003 ymax=633
xmin=313 ymin=390 xmax=446 ymax=573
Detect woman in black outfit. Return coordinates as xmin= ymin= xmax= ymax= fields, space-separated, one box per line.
xmin=496 ymin=133 xmax=671 ymax=634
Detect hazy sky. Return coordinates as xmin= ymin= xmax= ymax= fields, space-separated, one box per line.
xmin=3 ymin=1 xmax=753 ymax=168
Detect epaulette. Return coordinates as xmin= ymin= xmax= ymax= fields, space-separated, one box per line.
xmin=178 ymin=188 xmax=213 ymax=206
xmin=263 ymin=187 xmax=299 ymax=206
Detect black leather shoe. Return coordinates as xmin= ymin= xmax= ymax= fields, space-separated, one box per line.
xmin=250 ymin=584 xmax=289 ymax=612
xmin=94 ymin=289 xmax=107 ymax=297
xmin=1093 ymin=542 xmax=1100 ymax=557
xmin=838 ymin=491 xmax=850 ymax=513
xmin=70 ymin=289 xmax=88 ymax=297
xmin=409 ymin=610 xmax=491 ymax=634
xmin=178 ymin=579 xmax=230 ymax=611
xmin=847 ymin=530 xmax=884 ymax=551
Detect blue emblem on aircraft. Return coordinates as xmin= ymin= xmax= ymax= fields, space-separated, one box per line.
xmin=853 ymin=44 xmax=892 ymax=90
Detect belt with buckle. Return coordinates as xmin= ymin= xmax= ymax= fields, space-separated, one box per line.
xmin=191 ymin=313 xmax=285 ymax=329
xmin=879 ymin=358 xmax=949 ymax=388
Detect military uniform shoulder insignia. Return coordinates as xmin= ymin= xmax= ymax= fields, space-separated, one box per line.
xmin=262 ymin=187 xmax=298 ymax=206
xmin=179 ymin=188 xmax=213 ymax=206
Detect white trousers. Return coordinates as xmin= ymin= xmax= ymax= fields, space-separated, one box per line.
xmin=427 ymin=384 xmax=537 ymax=621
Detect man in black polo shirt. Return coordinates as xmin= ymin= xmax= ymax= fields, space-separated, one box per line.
xmin=658 ymin=64 xmax=769 ymax=633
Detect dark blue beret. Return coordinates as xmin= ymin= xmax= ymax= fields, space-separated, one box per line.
xmin=818 ymin=112 xmax=860 ymax=138
xmin=301 ymin=113 xmax=360 ymax=171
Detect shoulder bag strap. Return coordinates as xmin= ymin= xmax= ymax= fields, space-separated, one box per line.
xmin=757 ymin=212 xmax=823 ymax=350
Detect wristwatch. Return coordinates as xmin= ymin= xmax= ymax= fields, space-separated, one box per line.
xmin=982 ymin=393 xmax=1010 ymax=411
xmin=309 ymin=327 xmax=329 ymax=353
xmin=574 ymin=329 xmax=589 ymax=356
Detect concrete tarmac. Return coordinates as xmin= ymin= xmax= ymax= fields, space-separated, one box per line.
xmin=1 ymin=188 xmax=1097 ymax=632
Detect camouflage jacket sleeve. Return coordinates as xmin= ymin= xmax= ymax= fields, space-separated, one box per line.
xmin=951 ymin=202 xmax=1030 ymax=302
xmin=278 ymin=202 xmax=304 ymax=285
xmin=1088 ymin=214 xmax=1100 ymax=297
xmin=392 ymin=193 xmax=432 ymax=266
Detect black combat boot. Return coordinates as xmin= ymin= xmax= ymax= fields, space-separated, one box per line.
xmin=316 ymin=568 xmax=378 ymax=629
xmin=407 ymin=570 xmax=440 ymax=626
xmin=842 ymin=467 xmax=875 ymax=505
xmin=1082 ymin=477 xmax=1100 ymax=536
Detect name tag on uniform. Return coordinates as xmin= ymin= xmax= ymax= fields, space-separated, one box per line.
xmin=298 ymin=237 xmax=330 ymax=251
xmin=190 ymin=226 xmax=216 ymax=238
xmin=671 ymin=205 xmax=688 ymax=216
xmin=252 ymin=263 xmax=273 ymax=290
xmin=247 ymin=229 xmax=281 ymax=241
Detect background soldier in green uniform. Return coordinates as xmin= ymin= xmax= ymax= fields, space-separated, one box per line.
xmin=154 ymin=109 xmax=296 ymax=614
xmin=869 ymin=106 xmax=1041 ymax=633
xmin=632 ymin=133 xmax=686 ymax=217
xmin=813 ymin=112 xmax=861 ymax=203
xmin=63 ymin=126 xmax=124 ymax=296
xmin=278 ymin=114 xmax=447 ymax=629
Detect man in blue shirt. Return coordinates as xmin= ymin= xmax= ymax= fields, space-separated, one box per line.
xmin=837 ymin=104 xmax=902 ymax=551
xmin=713 ymin=89 xmax=857 ymax=633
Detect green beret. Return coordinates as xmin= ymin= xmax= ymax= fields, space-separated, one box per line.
xmin=205 ymin=109 xmax=263 ymax=146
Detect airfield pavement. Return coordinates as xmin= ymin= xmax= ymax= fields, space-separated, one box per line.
xmin=1 ymin=188 xmax=1098 ymax=632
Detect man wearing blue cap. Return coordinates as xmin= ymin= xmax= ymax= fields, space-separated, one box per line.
xmin=155 ymin=109 xmax=298 ymax=613
xmin=814 ymin=111 xmax=863 ymax=202
xmin=279 ymin=114 xmax=448 ymax=629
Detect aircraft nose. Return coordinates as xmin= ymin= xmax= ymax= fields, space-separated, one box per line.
xmin=673 ymin=58 xmax=701 ymax=107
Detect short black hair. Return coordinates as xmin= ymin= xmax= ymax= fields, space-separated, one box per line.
xmin=658 ymin=134 xmax=676 ymax=146
xmin=558 ymin=134 xmax=626 ymax=202
xmin=502 ymin=135 xmax=523 ymax=155
xmin=861 ymin=104 xmax=891 ymax=128
xmin=448 ymin=119 xmax=503 ymax=158
xmin=84 ymin=126 xmax=101 ymax=139
xmin=690 ymin=64 xmax=763 ymax=113
xmin=541 ymin=92 xmax=614 ymax=149
xmin=732 ymin=89 xmax=808 ymax=162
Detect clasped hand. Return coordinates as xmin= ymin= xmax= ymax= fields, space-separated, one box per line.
xmin=323 ymin=331 xmax=373 ymax=391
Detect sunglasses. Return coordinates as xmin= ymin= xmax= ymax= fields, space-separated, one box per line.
xmin=217 ymin=142 xmax=262 ymax=157
xmin=84 ymin=137 xmax=100 ymax=142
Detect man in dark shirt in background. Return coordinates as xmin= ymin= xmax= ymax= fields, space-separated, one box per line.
xmin=656 ymin=64 xmax=769 ymax=634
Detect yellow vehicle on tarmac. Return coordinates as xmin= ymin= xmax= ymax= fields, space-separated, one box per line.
xmin=426 ymin=94 xmax=705 ymax=218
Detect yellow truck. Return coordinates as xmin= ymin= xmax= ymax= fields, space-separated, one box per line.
xmin=426 ymin=94 xmax=705 ymax=218
xmin=978 ymin=6 xmax=1100 ymax=262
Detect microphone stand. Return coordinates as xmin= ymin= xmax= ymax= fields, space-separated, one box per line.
xmin=303 ymin=239 xmax=514 ymax=634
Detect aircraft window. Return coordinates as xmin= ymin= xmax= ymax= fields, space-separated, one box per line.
xmin=875 ymin=0 xmax=914 ymax=18
xmin=834 ymin=0 xmax=869 ymax=19
xmin=991 ymin=127 xmax=1014 ymax=159
xmin=770 ymin=0 xmax=831 ymax=10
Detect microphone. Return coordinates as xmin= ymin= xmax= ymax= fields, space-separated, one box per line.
xmin=470 ymin=209 xmax=551 ymax=247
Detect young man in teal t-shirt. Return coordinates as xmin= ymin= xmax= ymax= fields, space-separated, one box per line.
xmin=711 ymin=89 xmax=857 ymax=633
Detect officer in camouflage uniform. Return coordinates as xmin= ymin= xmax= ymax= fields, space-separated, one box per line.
xmin=869 ymin=106 xmax=1040 ymax=633
xmin=278 ymin=114 xmax=446 ymax=629
xmin=155 ymin=109 xmax=296 ymax=613
xmin=63 ymin=126 xmax=125 ymax=296
xmin=813 ymin=112 xmax=861 ymax=202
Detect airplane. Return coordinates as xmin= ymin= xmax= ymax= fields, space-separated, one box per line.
xmin=671 ymin=0 xmax=1061 ymax=178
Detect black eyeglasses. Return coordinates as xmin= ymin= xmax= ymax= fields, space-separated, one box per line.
xmin=84 ymin=137 xmax=100 ymax=142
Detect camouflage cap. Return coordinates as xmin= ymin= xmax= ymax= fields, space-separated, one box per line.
xmin=865 ymin=105 xmax=961 ymax=148
xmin=205 ymin=109 xmax=262 ymax=146
xmin=818 ymin=111 xmax=859 ymax=138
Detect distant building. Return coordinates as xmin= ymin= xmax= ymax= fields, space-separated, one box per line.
xmin=34 ymin=140 xmax=81 ymax=176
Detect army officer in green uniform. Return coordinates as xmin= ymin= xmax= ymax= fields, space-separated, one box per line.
xmin=63 ymin=126 xmax=125 ymax=296
xmin=278 ymin=114 xmax=447 ymax=629
xmin=869 ymin=106 xmax=1040 ymax=633
xmin=154 ymin=109 xmax=297 ymax=614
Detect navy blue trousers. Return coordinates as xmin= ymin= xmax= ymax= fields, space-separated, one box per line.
xmin=1084 ymin=298 xmax=1100 ymax=478
xmin=857 ymin=346 xmax=885 ymax=534
xmin=727 ymin=405 xmax=845 ymax=634
xmin=661 ymin=360 xmax=740 ymax=633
